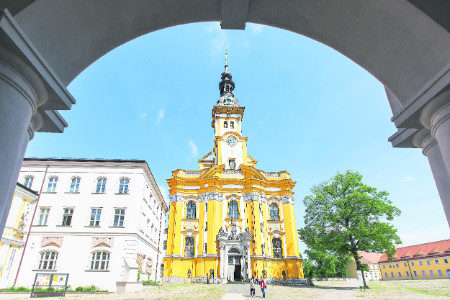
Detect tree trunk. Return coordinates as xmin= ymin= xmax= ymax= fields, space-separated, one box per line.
xmin=352 ymin=252 xmax=369 ymax=289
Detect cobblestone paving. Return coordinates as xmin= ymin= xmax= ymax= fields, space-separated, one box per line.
xmin=0 ymin=279 xmax=449 ymax=299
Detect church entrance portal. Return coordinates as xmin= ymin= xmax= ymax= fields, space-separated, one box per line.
xmin=218 ymin=221 xmax=252 ymax=282
xmin=228 ymin=248 xmax=242 ymax=282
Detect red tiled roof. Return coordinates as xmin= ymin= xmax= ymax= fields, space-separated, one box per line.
xmin=379 ymin=239 xmax=450 ymax=262
xmin=358 ymin=252 xmax=384 ymax=264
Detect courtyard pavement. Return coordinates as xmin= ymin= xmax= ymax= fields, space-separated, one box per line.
xmin=0 ymin=279 xmax=448 ymax=299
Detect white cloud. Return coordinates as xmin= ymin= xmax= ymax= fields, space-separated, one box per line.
xmin=206 ymin=22 xmax=230 ymax=57
xmin=156 ymin=108 xmax=165 ymax=123
xmin=189 ymin=141 xmax=199 ymax=158
xmin=248 ymin=23 xmax=264 ymax=35
xmin=403 ymin=176 xmax=416 ymax=182
xmin=398 ymin=225 xmax=450 ymax=247
xmin=139 ymin=112 xmax=147 ymax=119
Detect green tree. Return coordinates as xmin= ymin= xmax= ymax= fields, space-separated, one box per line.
xmin=299 ymin=170 xmax=401 ymax=288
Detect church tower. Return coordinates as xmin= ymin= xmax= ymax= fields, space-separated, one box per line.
xmin=164 ymin=54 xmax=303 ymax=283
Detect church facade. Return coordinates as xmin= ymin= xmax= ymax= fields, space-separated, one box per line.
xmin=163 ymin=58 xmax=303 ymax=282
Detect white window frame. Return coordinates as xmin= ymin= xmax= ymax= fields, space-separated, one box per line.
xmin=61 ymin=208 xmax=74 ymax=226
xmin=90 ymin=208 xmax=102 ymax=226
xmin=24 ymin=175 xmax=34 ymax=189
xmin=47 ymin=177 xmax=58 ymax=192
xmin=90 ymin=251 xmax=110 ymax=270
xmin=38 ymin=208 xmax=50 ymax=226
xmin=118 ymin=178 xmax=129 ymax=194
xmin=38 ymin=251 xmax=58 ymax=270
xmin=70 ymin=177 xmax=80 ymax=193
xmin=113 ymin=208 xmax=125 ymax=227
xmin=96 ymin=178 xmax=107 ymax=193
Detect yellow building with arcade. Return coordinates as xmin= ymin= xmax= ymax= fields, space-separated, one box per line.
xmin=163 ymin=57 xmax=303 ymax=283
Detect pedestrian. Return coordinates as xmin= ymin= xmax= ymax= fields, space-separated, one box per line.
xmin=260 ymin=277 xmax=266 ymax=298
xmin=250 ymin=276 xmax=255 ymax=297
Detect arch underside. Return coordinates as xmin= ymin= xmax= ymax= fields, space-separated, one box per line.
xmin=8 ymin=0 xmax=448 ymax=108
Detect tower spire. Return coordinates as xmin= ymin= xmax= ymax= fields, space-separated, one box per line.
xmin=217 ymin=51 xmax=239 ymax=106
xmin=225 ymin=50 xmax=229 ymax=72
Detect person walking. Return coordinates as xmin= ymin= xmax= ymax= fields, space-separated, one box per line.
xmin=260 ymin=277 xmax=266 ymax=298
xmin=250 ymin=276 xmax=256 ymax=297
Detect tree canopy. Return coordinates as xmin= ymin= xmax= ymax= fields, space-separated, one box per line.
xmin=299 ymin=170 xmax=401 ymax=287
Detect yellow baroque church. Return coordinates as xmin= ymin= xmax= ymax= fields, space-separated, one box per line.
xmin=164 ymin=56 xmax=303 ymax=283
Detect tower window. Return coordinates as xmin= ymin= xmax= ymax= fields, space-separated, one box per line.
xmin=270 ymin=203 xmax=280 ymax=221
xmin=230 ymin=121 xmax=234 ymax=129
xmin=186 ymin=201 xmax=196 ymax=219
xmin=228 ymin=201 xmax=239 ymax=219
xmin=229 ymin=159 xmax=236 ymax=170
xmin=224 ymin=121 xmax=228 ymax=128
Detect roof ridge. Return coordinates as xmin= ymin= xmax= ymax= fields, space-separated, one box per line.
xmin=396 ymin=239 xmax=450 ymax=249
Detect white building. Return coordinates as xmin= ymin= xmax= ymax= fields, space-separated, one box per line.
xmin=0 ymin=183 xmax=38 ymax=288
xmin=15 ymin=158 xmax=168 ymax=291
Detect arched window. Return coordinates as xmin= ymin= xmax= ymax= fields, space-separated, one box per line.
xmin=119 ymin=178 xmax=129 ymax=194
xmin=272 ymin=238 xmax=283 ymax=258
xmin=90 ymin=251 xmax=110 ymax=270
xmin=47 ymin=177 xmax=58 ymax=192
xmin=230 ymin=121 xmax=234 ymax=129
xmin=70 ymin=176 xmax=80 ymax=192
xmin=184 ymin=237 xmax=195 ymax=258
xmin=38 ymin=251 xmax=58 ymax=270
xmin=186 ymin=201 xmax=196 ymax=219
xmin=96 ymin=177 xmax=107 ymax=193
xmin=228 ymin=201 xmax=239 ymax=219
xmin=224 ymin=121 xmax=228 ymax=128
xmin=24 ymin=175 xmax=33 ymax=189
xmin=270 ymin=203 xmax=280 ymax=221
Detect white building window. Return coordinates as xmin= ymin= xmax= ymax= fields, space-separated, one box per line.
xmin=38 ymin=251 xmax=58 ymax=270
xmin=230 ymin=121 xmax=234 ymax=129
xmin=70 ymin=177 xmax=80 ymax=192
xmin=38 ymin=208 xmax=50 ymax=226
xmin=90 ymin=208 xmax=102 ymax=226
xmin=113 ymin=209 xmax=125 ymax=226
xmin=96 ymin=178 xmax=107 ymax=193
xmin=61 ymin=208 xmax=73 ymax=226
xmin=119 ymin=178 xmax=129 ymax=194
xmin=47 ymin=177 xmax=58 ymax=192
xmin=24 ymin=175 xmax=34 ymax=189
xmin=90 ymin=251 xmax=110 ymax=270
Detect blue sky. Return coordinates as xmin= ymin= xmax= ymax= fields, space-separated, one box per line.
xmin=26 ymin=22 xmax=449 ymax=249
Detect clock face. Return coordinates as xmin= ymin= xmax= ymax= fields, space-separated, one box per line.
xmin=227 ymin=136 xmax=237 ymax=146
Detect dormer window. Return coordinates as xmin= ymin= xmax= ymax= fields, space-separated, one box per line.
xmin=224 ymin=121 xmax=228 ymax=128
xmin=230 ymin=121 xmax=234 ymax=129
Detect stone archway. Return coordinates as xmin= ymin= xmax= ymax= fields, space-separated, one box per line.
xmin=0 ymin=1 xmax=449 ymax=233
